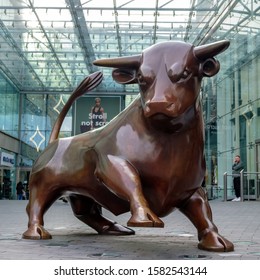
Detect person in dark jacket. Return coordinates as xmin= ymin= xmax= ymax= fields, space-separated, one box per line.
xmin=232 ymin=155 xmax=244 ymax=201
xmin=16 ymin=181 xmax=25 ymax=200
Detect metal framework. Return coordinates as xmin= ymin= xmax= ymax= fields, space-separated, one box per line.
xmin=0 ymin=0 xmax=259 ymax=93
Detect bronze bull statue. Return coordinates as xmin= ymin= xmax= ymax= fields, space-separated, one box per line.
xmin=23 ymin=40 xmax=234 ymax=252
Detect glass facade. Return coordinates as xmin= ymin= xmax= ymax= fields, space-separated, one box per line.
xmin=202 ymin=35 xmax=260 ymax=200
xmin=0 ymin=71 xmax=74 ymax=198
xmin=0 ymin=0 xmax=259 ymax=199
xmin=0 ymin=72 xmax=19 ymax=138
xmin=20 ymin=93 xmax=73 ymax=152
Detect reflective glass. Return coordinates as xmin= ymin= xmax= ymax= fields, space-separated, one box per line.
xmin=0 ymin=0 xmax=259 ymax=199
xmin=0 ymin=72 xmax=19 ymax=138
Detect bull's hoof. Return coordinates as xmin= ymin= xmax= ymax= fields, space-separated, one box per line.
xmin=99 ymin=223 xmax=135 ymax=236
xmin=127 ymin=210 xmax=164 ymax=228
xmin=198 ymin=230 xmax=234 ymax=252
xmin=22 ymin=224 xmax=52 ymax=240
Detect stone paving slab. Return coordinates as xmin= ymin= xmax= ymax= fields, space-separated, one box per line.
xmin=0 ymin=199 xmax=260 ymax=260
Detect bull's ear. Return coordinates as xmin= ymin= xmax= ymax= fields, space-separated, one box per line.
xmin=112 ymin=68 xmax=137 ymax=84
xmin=200 ymin=58 xmax=220 ymax=77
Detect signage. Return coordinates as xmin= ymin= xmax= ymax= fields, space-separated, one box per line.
xmin=74 ymin=96 xmax=122 ymax=135
xmin=0 ymin=151 xmax=15 ymax=167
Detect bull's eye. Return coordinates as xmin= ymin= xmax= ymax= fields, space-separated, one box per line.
xmin=182 ymin=70 xmax=189 ymax=78
xmin=178 ymin=69 xmax=191 ymax=82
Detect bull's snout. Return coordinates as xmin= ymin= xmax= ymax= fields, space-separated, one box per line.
xmin=144 ymin=100 xmax=178 ymax=117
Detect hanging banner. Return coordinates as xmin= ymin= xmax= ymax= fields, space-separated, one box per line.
xmin=74 ymin=96 xmax=122 ymax=135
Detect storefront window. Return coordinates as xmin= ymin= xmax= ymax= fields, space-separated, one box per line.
xmin=0 ymin=149 xmax=16 ymax=199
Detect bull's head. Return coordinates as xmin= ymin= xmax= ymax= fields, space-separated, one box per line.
xmin=93 ymin=40 xmax=229 ymax=132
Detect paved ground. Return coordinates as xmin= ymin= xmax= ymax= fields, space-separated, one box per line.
xmin=0 ymin=199 xmax=260 ymax=260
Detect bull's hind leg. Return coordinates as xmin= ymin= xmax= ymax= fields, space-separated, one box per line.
xmin=22 ymin=181 xmax=58 ymax=240
xmin=68 ymin=194 xmax=134 ymax=235
xmin=179 ymin=187 xmax=234 ymax=252
xmin=95 ymin=155 xmax=164 ymax=227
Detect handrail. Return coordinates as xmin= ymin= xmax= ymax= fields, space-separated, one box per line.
xmin=223 ymin=170 xmax=260 ymax=202
xmin=241 ymin=171 xmax=260 ymax=175
xmin=240 ymin=169 xmax=244 ymax=202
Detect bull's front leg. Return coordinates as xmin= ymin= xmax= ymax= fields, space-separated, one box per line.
xmin=95 ymin=154 xmax=164 ymax=227
xmin=179 ymin=187 xmax=234 ymax=252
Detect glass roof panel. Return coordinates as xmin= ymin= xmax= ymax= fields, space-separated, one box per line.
xmin=0 ymin=0 xmax=259 ymax=93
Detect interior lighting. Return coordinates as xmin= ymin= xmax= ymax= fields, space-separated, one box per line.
xmin=53 ymin=94 xmax=65 ymax=114
xmin=29 ymin=125 xmax=45 ymax=152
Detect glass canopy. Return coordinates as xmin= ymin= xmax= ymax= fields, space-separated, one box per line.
xmin=0 ymin=0 xmax=259 ymax=93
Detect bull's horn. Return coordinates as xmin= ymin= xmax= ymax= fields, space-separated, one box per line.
xmin=93 ymin=55 xmax=141 ymax=68
xmin=194 ymin=40 xmax=230 ymax=60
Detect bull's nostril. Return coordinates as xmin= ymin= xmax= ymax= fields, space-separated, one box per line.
xmin=166 ymin=103 xmax=175 ymax=111
xmin=145 ymin=100 xmax=151 ymax=113
xmin=145 ymin=106 xmax=151 ymax=113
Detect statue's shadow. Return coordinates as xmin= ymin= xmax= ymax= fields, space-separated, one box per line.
xmin=41 ymin=228 xmax=202 ymax=260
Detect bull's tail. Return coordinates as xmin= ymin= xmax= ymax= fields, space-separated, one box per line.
xmin=49 ymin=71 xmax=103 ymax=143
